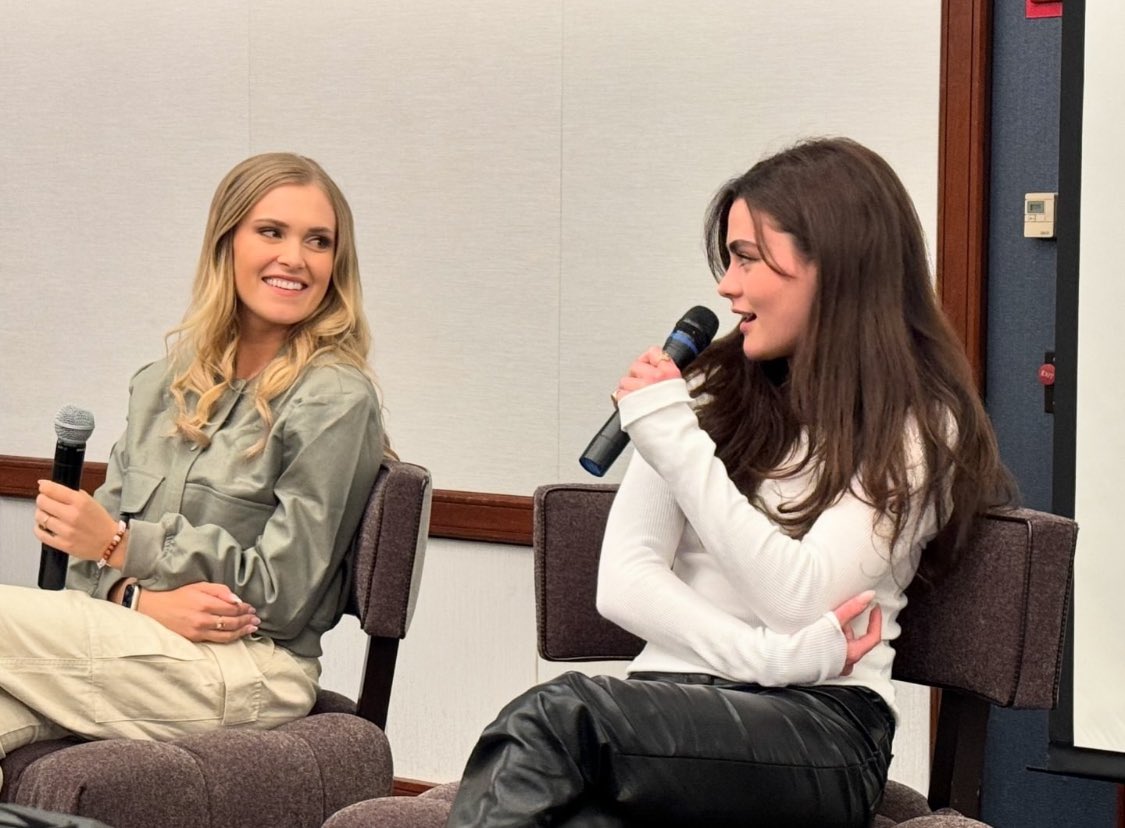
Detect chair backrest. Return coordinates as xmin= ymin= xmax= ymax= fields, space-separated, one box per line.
xmin=533 ymin=483 xmax=1077 ymax=817
xmin=535 ymin=484 xmax=638 ymax=662
xmin=534 ymin=483 xmax=1076 ymax=707
xmin=348 ymin=460 xmax=433 ymax=729
xmin=894 ymin=507 xmax=1076 ymax=708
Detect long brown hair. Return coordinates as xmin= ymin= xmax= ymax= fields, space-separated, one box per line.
xmin=689 ymin=137 xmax=1012 ymax=581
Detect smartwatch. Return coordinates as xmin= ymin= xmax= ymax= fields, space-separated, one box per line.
xmin=122 ymin=582 xmax=142 ymax=611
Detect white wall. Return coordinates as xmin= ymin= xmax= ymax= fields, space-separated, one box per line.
xmin=0 ymin=1 xmax=940 ymax=789
xmin=1073 ymin=1 xmax=1125 ymax=756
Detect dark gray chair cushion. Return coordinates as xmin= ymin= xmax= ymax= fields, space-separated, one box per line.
xmin=0 ymin=802 xmax=112 ymax=827
xmin=322 ymin=782 xmax=459 ymax=828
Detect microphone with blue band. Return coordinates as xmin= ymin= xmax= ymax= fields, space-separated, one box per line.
xmin=579 ymin=306 xmax=720 ymax=477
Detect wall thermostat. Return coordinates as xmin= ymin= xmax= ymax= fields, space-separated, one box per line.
xmin=1024 ymin=192 xmax=1057 ymax=238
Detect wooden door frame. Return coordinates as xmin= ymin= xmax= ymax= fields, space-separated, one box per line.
xmin=938 ymin=0 xmax=991 ymax=386
xmin=934 ymin=0 xmax=991 ymax=750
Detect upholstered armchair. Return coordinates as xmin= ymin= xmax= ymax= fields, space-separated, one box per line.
xmin=325 ymin=482 xmax=1075 ymax=828
xmin=0 ymin=461 xmax=432 ymax=828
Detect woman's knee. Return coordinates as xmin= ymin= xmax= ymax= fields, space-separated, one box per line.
xmin=493 ymin=672 xmax=590 ymax=721
xmin=480 ymin=672 xmax=614 ymax=751
xmin=0 ymin=586 xmax=91 ymax=659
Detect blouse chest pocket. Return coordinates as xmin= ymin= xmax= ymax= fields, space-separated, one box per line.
xmin=181 ymin=483 xmax=275 ymax=550
xmin=119 ymin=469 xmax=165 ymax=520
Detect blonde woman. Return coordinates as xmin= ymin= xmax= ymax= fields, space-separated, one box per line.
xmin=2 ymin=153 xmax=386 ymax=769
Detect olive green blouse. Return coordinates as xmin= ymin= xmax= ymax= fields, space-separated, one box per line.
xmin=67 ymin=357 xmax=384 ymax=659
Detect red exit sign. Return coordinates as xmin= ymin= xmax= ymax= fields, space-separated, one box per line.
xmin=1027 ymin=0 xmax=1062 ymax=18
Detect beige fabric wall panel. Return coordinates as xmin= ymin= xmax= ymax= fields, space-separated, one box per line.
xmin=244 ymin=0 xmax=565 ymax=494
xmin=320 ymin=538 xmax=538 ymax=783
xmin=0 ymin=0 xmax=939 ymax=790
xmin=1074 ymin=0 xmax=1125 ymax=755
xmin=0 ymin=501 xmax=38 ymax=588
xmin=0 ymin=2 xmax=251 ymax=460
xmin=556 ymin=1 xmax=940 ymax=481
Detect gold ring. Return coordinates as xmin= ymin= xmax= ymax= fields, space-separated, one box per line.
xmin=216 ymin=618 xmax=225 ymax=631
xmin=657 ymin=352 xmax=672 ymax=363
xmin=43 ymin=515 xmax=52 ymax=533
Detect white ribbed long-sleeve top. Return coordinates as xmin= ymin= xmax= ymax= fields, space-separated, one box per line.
xmin=596 ymin=379 xmax=942 ymax=718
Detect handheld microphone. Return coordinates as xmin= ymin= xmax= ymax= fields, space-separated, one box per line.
xmin=38 ymin=405 xmax=95 ymax=590
xmin=579 ymin=306 xmax=720 ymax=477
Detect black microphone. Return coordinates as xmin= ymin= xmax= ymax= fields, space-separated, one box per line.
xmin=38 ymin=405 xmax=95 ymax=590
xmin=579 ymin=306 xmax=720 ymax=477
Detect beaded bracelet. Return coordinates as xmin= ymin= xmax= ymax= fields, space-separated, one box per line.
xmin=96 ymin=519 xmax=128 ymax=570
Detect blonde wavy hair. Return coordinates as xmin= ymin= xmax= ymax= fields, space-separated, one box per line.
xmin=166 ymin=152 xmax=393 ymax=457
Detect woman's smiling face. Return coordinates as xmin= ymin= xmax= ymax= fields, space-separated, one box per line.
xmin=232 ymin=183 xmax=336 ymax=344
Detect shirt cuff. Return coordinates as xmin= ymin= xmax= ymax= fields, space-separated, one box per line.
xmin=122 ymin=518 xmax=163 ymax=582
xmin=618 ymin=379 xmax=693 ymax=429
xmin=816 ymin=611 xmax=848 ymax=677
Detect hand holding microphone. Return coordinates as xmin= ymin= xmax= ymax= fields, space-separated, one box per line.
xmin=35 ymin=479 xmax=126 ymax=564
xmin=612 ymin=345 xmax=685 ymax=404
xmin=35 ymin=405 xmax=125 ymax=589
xmin=579 ymin=306 xmax=719 ymax=476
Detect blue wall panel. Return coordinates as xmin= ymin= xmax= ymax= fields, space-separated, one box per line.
xmin=982 ymin=2 xmax=1116 ymax=824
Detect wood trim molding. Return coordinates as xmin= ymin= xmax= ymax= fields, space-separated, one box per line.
xmin=938 ymin=0 xmax=992 ymax=387
xmin=0 ymin=455 xmax=52 ymax=499
xmin=0 ymin=455 xmax=534 ymax=547
xmin=431 ymin=488 xmax=533 ymax=546
xmin=934 ymin=0 xmax=992 ymax=749
xmin=392 ymin=777 xmax=436 ymax=797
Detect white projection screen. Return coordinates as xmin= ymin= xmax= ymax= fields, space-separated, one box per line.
xmin=1048 ymin=0 xmax=1125 ymax=780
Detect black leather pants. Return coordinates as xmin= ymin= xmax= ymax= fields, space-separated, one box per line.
xmin=445 ymin=672 xmax=895 ymax=828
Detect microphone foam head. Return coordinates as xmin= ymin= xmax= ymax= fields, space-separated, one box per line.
xmin=54 ymin=405 xmax=95 ymax=446
xmin=678 ymin=306 xmax=721 ymax=346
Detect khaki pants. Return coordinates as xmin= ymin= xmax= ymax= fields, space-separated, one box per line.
xmin=0 ymin=584 xmax=320 ymax=761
